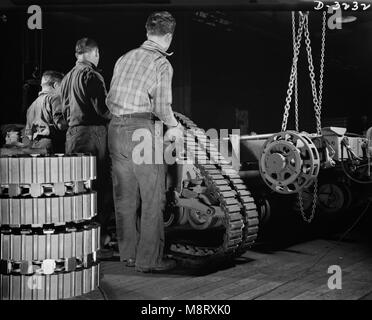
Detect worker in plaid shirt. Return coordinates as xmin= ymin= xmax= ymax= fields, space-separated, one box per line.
xmin=106 ymin=11 xmax=182 ymax=272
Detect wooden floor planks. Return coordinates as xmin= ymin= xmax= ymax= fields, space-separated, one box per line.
xmin=74 ymin=237 xmax=372 ymax=300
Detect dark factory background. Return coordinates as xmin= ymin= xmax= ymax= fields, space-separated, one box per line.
xmin=1 ymin=3 xmax=372 ymax=134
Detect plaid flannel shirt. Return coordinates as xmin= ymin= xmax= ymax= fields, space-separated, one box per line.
xmin=106 ymin=40 xmax=178 ymax=127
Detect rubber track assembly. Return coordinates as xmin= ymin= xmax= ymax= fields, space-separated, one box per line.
xmin=169 ymin=113 xmax=259 ymax=259
xmin=0 ymin=154 xmax=100 ymax=300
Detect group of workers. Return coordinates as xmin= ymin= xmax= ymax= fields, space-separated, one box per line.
xmin=24 ymin=11 xmax=183 ymax=272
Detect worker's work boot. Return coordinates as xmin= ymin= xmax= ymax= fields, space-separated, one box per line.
xmin=125 ymin=258 xmax=136 ymax=267
xmin=135 ymin=258 xmax=177 ymax=273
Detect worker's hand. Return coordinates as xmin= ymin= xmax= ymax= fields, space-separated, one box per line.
xmin=33 ymin=126 xmax=50 ymax=140
xmin=164 ymin=122 xmax=184 ymax=143
xmin=56 ymin=118 xmax=68 ymax=131
xmin=22 ymin=135 xmax=32 ymax=146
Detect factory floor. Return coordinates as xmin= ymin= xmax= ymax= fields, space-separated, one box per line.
xmin=75 ymin=228 xmax=372 ymax=300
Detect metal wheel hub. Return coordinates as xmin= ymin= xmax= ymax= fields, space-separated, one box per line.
xmin=260 ymin=131 xmax=320 ymax=194
xmin=266 ymin=152 xmax=287 ymax=173
xmin=188 ymin=208 xmax=214 ymax=230
xmin=318 ymin=183 xmax=352 ymax=214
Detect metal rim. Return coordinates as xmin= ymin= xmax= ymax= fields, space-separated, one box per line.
xmin=260 ymin=131 xmax=320 ymax=194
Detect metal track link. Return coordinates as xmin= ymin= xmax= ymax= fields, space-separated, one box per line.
xmin=0 ymin=191 xmax=97 ymax=226
xmin=1 ymin=264 xmax=100 ymax=300
xmin=0 ymin=181 xmax=92 ymax=198
xmin=170 ymin=244 xmax=217 ymax=257
xmin=0 ymin=154 xmax=96 ymax=185
xmin=198 ymin=165 xmax=243 ymax=252
xmin=0 ymin=154 xmax=100 ymax=299
xmin=1 ymin=252 xmax=98 ymax=275
xmin=1 ymin=224 xmax=100 ymax=262
xmin=172 ymin=112 xmax=259 ymax=258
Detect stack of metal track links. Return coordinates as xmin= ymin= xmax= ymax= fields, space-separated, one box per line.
xmin=0 ymin=154 xmax=100 ymax=300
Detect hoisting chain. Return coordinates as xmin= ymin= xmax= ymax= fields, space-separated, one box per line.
xmin=281 ymin=11 xmax=306 ymax=132
xmin=298 ymin=176 xmax=319 ymax=223
xmin=304 ymin=11 xmax=327 ymax=136
xmin=297 ymin=11 xmax=326 ymax=223
xmin=293 ymin=12 xmax=300 ymax=132
xmin=282 ymin=11 xmax=327 ymax=223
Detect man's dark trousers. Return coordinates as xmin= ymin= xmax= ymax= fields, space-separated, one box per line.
xmin=108 ymin=116 xmax=165 ymax=269
xmin=65 ymin=125 xmax=112 ymax=233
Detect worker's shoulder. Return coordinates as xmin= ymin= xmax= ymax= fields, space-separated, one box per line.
xmin=65 ymin=63 xmax=101 ymax=80
xmin=60 ymin=67 xmax=76 ymax=87
xmin=145 ymin=47 xmax=171 ymax=67
xmin=155 ymin=56 xmax=172 ymax=71
xmin=80 ymin=64 xmax=102 ymax=80
xmin=115 ymin=47 xmax=140 ymax=63
xmin=44 ymin=92 xmax=62 ymax=105
xmin=140 ymin=47 xmax=172 ymax=74
xmin=33 ymin=94 xmax=49 ymax=105
xmin=118 ymin=46 xmax=169 ymax=66
xmin=72 ymin=67 xmax=105 ymax=89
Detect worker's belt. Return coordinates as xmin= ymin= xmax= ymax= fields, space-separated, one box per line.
xmin=116 ymin=112 xmax=158 ymax=121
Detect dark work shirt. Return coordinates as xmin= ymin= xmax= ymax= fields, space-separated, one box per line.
xmin=61 ymin=60 xmax=111 ymax=127
xmin=25 ymin=90 xmax=64 ymax=138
